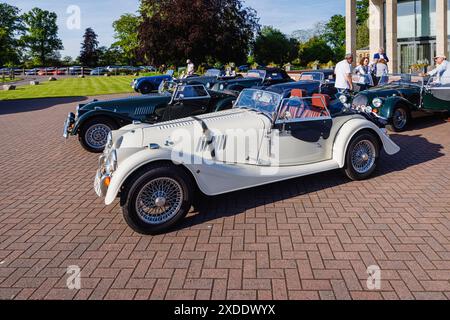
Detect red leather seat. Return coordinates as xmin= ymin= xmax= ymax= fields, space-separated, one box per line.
xmin=301 ymin=94 xmax=330 ymax=118
xmin=312 ymin=94 xmax=330 ymax=109
xmin=290 ymin=89 xmax=306 ymax=98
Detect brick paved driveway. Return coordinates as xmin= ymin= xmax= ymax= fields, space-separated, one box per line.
xmin=0 ymin=95 xmax=449 ymax=300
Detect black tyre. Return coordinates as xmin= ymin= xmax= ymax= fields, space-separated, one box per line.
xmin=122 ymin=165 xmax=194 ymax=235
xmin=344 ymin=131 xmax=380 ymax=181
xmin=139 ymin=82 xmax=153 ymax=94
xmin=386 ymin=105 xmax=410 ymax=132
xmin=79 ymin=117 xmax=118 ymax=153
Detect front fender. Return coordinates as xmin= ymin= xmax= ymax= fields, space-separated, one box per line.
xmin=380 ymin=97 xmax=412 ymax=119
xmin=73 ymin=110 xmax=131 ymax=134
xmin=105 ymin=148 xmax=189 ymax=205
xmin=332 ymin=118 xmax=400 ymax=168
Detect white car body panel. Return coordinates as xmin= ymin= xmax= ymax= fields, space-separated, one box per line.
xmin=103 ymin=108 xmax=400 ymax=205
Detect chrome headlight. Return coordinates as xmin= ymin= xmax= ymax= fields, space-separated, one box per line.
xmin=105 ymin=149 xmax=117 ymax=174
xmin=365 ymin=106 xmax=373 ymax=113
xmin=219 ymin=84 xmax=225 ymax=90
xmin=372 ymin=98 xmax=383 ymax=108
xmin=339 ymin=95 xmax=348 ymax=104
xmin=206 ymin=82 xmax=211 ymax=89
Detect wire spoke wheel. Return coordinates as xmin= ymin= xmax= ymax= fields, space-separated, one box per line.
xmin=85 ymin=124 xmax=111 ymax=149
xmin=351 ymin=139 xmax=376 ymax=174
xmin=393 ymin=108 xmax=408 ymax=130
xmin=135 ymin=177 xmax=183 ymax=225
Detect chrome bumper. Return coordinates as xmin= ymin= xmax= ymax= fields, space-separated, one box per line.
xmin=63 ymin=112 xmax=76 ymax=138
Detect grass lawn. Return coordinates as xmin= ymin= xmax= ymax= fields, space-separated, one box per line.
xmin=0 ymin=77 xmax=23 ymax=84
xmin=0 ymin=76 xmax=136 ymax=101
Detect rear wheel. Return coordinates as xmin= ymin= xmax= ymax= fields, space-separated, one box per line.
xmin=139 ymin=82 xmax=153 ymax=94
xmin=79 ymin=117 xmax=118 ymax=153
xmin=386 ymin=105 xmax=410 ymax=132
xmin=344 ymin=132 xmax=380 ymax=181
xmin=122 ymin=165 xmax=194 ymax=235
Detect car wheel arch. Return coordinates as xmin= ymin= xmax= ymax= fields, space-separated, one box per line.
xmin=75 ymin=113 xmax=122 ymax=135
xmin=332 ymin=118 xmax=397 ymax=168
xmin=118 ymin=160 xmax=201 ymax=207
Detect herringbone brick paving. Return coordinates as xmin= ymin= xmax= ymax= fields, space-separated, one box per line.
xmin=0 ymin=95 xmax=449 ymax=300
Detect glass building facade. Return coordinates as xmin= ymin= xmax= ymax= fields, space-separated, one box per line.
xmin=397 ymin=0 xmax=450 ymax=72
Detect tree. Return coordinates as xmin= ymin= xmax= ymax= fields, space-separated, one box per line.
xmin=253 ymin=26 xmax=297 ymax=65
xmin=97 ymin=46 xmax=126 ymax=66
xmin=113 ymin=14 xmax=141 ymax=65
xmin=322 ymin=14 xmax=346 ymax=58
xmin=292 ymin=22 xmax=326 ymax=44
xmin=79 ymin=28 xmax=99 ymax=67
xmin=138 ymin=0 xmax=260 ymax=66
xmin=21 ymin=8 xmax=63 ymax=66
xmin=298 ymin=37 xmax=334 ymax=66
xmin=0 ymin=3 xmax=24 ymax=66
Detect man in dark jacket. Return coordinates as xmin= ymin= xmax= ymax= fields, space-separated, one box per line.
xmin=373 ymin=48 xmax=389 ymax=63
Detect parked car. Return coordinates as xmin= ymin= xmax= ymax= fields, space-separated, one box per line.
xmin=267 ymin=70 xmax=338 ymax=98
xmin=25 ymin=68 xmax=41 ymax=76
xmin=63 ymin=82 xmax=238 ymax=153
xmin=132 ymin=70 xmax=175 ymax=94
xmin=238 ymin=65 xmax=249 ymax=72
xmin=90 ymin=67 xmax=109 ymax=76
xmin=211 ymin=67 xmax=294 ymax=92
xmin=51 ymin=68 xmax=67 ymax=76
xmin=176 ymin=69 xmax=242 ymax=88
xmin=93 ymin=88 xmax=400 ymax=234
xmin=338 ymin=74 xmax=450 ymax=132
xmin=37 ymin=68 xmax=56 ymax=76
xmin=69 ymin=66 xmax=84 ymax=75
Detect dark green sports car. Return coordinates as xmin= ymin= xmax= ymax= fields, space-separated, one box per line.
xmin=338 ymin=74 xmax=450 ymax=131
xmin=63 ymin=83 xmax=237 ymax=153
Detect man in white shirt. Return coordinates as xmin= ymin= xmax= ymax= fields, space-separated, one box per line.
xmin=426 ymin=55 xmax=450 ymax=84
xmin=186 ymin=59 xmax=195 ymax=76
xmin=335 ymin=53 xmax=354 ymax=92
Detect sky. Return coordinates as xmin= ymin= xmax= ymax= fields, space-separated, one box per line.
xmin=7 ymin=0 xmax=345 ymax=58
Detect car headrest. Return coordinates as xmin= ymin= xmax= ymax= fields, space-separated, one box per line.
xmin=290 ymin=89 xmax=306 ymax=98
xmin=312 ymin=94 xmax=330 ymax=109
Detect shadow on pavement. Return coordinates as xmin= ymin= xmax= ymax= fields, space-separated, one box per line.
xmin=0 ymin=96 xmax=88 ymax=115
xmin=176 ymin=132 xmax=445 ymax=232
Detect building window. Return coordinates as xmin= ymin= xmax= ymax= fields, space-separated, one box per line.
xmin=398 ymin=0 xmax=436 ymax=39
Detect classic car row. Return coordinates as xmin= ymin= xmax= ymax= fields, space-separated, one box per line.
xmin=63 ymin=70 xmax=450 ymax=235
xmin=63 ymin=71 xmax=405 ymax=234
xmin=64 ymin=70 xmax=339 ymax=153
xmin=337 ymin=74 xmax=450 ymax=131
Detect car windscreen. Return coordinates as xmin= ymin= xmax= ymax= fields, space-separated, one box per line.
xmin=205 ymin=69 xmax=222 ymax=77
xmin=234 ymin=89 xmax=282 ymax=116
xmin=174 ymin=85 xmax=209 ymax=100
xmin=246 ymin=70 xmax=266 ymax=79
xmin=378 ymin=74 xmax=423 ymax=86
xmin=299 ymin=72 xmax=324 ymax=82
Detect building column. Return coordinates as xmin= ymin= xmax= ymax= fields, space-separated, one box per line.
xmin=346 ymin=0 xmax=357 ymax=65
xmin=436 ymin=0 xmax=448 ymax=58
xmin=369 ymin=0 xmax=384 ymax=58
xmin=386 ymin=0 xmax=398 ymax=73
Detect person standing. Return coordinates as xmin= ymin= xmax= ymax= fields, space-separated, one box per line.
xmin=375 ymin=58 xmax=389 ymax=85
xmin=354 ymin=57 xmax=371 ymax=90
xmin=186 ymin=59 xmax=195 ymax=76
xmin=335 ymin=53 xmax=354 ymax=93
xmin=374 ymin=48 xmax=389 ymax=63
xmin=425 ymin=55 xmax=450 ymax=84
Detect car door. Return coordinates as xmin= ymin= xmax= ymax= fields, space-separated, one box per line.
xmin=166 ymin=85 xmax=211 ymax=120
xmin=273 ymin=96 xmax=333 ymax=165
xmin=422 ymin=79 xmax=450 ymax=111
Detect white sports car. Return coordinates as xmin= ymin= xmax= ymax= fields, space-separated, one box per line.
xmin=94 ymin=89 xmax=400 ymax=234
